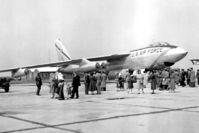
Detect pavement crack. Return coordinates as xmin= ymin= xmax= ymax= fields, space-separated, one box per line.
xmin=0 ymin=114 xmax=83 ymax=133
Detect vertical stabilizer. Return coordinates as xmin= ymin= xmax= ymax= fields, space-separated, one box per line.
xmin=54 ymin=38 xmax=72 ymax=61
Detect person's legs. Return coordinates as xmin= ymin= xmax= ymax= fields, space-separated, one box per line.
xmin=142 ymin=88 xmax=144 ymax=93
xmin=138 ymin=83 xmax=140 ymax=94
xmin=165 ymin=85 xmax=168 ymax=90
xmin=70 ymin=87 xmax=75 ymax=98
xmin=97 ymin=82 xmax=101 ymax=94
xmin=85 ymin=84 xmax=89 ymax=95
xmin=86 ymin=85 xmax=89 ymax=94
xmin=59 ymin=84 xmax=65 ymax=100
xmin=51 ymin=85 xmax=55 ymax=98
xmin=151 ymin=89 xmax=155 ymax=94
xmin=182 ymin=79 xmax=185 ymax=87
xmin=61 ymin=88 xmax=65 ymax=100
xmin=187 ymin=79 xmax=190 ymax=86
xmin=58 ymin=85 xmax=61 ymax=98
xmin=141 ymin=84 xmax=144 ymax=93
xmin=151 ymin=81 xmax=155 ymax=94
xmin=97 ymin=85 xmax=100 ymax=94
xmin=36 ymin=85 xmax=41 ymax=95
xmin=198 ymin=78 xmax=199 ymax=85
xmin=138 ymin=88 xmax=140 ymax=94
xmin=75 ymin=87 xmax=79 ymax=98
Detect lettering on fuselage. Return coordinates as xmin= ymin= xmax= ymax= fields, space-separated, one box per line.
xmin=131 ymin=47 xmax=163 ymax=57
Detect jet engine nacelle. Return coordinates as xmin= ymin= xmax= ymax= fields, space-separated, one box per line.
xmin=58 ymin=65 xmax=79 ymax=73
xmin=76 ymin=62 xmax=108 ymax=73
xmin=95 ymin=63 xmax=101 ymax=69
xmin=95 ymin=62 xmax=107 ymax=70
xmin=58 ymin=63 xmax=98 ymax=73
xmin=58 ymin=62 xmax=107 ymax=73
xmin=12 ymin=68 xmax=30 ymax=78
xmin=101 ymin=62 xmax=107 ymax=69
xmin=79 ymin=63 xmax=100 ymax=72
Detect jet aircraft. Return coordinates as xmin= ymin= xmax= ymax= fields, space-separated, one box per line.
xmin=190 ymin=59 xmax=199 ymax=65
xmin=0 ymin=41 xmax=187 ymax=92
xmin=56 ymin=42 xmax=188 ymax=73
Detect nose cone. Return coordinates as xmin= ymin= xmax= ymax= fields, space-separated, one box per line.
xmin=164 ymin=47 xmax=188 ymax=62
xmin=175 ymin=47 xmax=188 ymax=56
xmin=166 ymin=47 xmax=187 ymax=55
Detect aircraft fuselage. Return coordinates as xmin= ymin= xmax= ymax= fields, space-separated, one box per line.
xmin=59 ymin=42 xmax=187 ymax=73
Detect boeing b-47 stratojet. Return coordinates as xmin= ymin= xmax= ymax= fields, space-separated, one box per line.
xmin=56 ymin=42 xmax=187 ymax=74
xmin=0 ymin=41 xmax=187 ymax=92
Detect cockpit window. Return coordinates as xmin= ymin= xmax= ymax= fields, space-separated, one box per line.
xmin=149 ymin=42 xmax=177 ymax=48
xmin=129 ymin=42 xmax=177 ymax=52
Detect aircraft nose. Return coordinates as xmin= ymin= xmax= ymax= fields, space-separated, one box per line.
xmin=164 ymin=47 xmax=188 ymax=62
xmin=174 ymin=47 xmax=188 ymax=55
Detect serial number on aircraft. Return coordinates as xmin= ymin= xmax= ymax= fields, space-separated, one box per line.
xmin=131 ymin=47 xmax=163 ymax=57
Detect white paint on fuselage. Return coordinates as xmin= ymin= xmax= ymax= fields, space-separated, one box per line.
xmin=59 ymin=44 xmax=187 ymax=73
xmin=158 ymin=47 xmax=188 ymax=64
xmin=122 ymin=47 xmax=170 ymax=69
xmin=115 ymin=46 xmax=187 ymax=70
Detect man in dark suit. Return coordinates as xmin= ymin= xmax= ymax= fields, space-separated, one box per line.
xmin=71 ymin=72 xmax=81 ymax=99
xmin=35 ymin=73 xmax=42 ymax=96
xmin=84 ymin=73 xmax=90 ymax=95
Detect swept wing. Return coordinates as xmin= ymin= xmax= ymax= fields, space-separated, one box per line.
xmin=0 ymin=54 xmax=130 ymax=73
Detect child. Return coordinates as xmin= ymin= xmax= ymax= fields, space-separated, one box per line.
xmin=118 ymin=74 xmax=125 ymax=91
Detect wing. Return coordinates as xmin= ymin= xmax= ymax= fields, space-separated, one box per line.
xmin=0 ymin=59 xmax=82 ymax=73
xmin=0 ymin=53 xmax=130 ymax=73
xmin=87 ymin=54 xmax=130 ymax=62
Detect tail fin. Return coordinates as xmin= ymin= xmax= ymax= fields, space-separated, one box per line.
xmin=54 ymin=38 xmax=72 ymax=61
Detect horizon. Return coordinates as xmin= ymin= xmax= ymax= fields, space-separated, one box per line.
xmin=0 ymin=0 xmax=198 ymax=70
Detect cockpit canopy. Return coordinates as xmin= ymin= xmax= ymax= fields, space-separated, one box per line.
xmin=150 ymin=42 xmax=177 ymax=48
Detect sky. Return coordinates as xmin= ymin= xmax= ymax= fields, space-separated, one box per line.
xmin=0 ymin=0 xmax=199 ymax=70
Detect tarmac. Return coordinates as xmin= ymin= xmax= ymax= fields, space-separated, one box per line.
xmin=0 ymin=82 xmax=199 ymax=133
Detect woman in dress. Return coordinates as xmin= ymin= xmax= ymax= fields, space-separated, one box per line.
xmin=136 ymin=70 xmax=144 ymax=94
xmin=149 ymin=70 xmax=157 ymax=94
xmin=89 ymin=72 xmax=97 ymax=94
xmin=169 ymin=69 xmax=176 ymax=93
xmin=126 ymin=69 xmax=134 ymax=93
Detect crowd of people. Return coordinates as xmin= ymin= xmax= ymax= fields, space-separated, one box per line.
xmin=84 ymin=71 xmax=107 ymax=95
xmin=34 ymin=67 xmax=199 ymax=100
xmin=35 ymin=72 xmax=80 ymax=100
xmin=116 ymin=67 xmax=199 ymax=94
xmin=49 ymin=72 xmax=68 ymax=100
xmin=35 ymin=70 xmax=108 ymax=100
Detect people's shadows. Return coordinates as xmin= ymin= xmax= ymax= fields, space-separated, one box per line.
xmin=171 ymin=91 xmax=181 ymax=93
xmin=0 ymin=90 xmax=17 ymax=93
